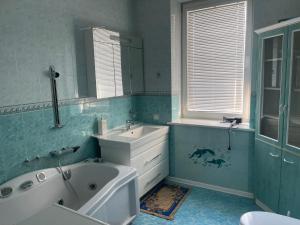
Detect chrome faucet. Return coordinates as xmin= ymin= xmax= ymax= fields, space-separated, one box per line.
xmin=126 ymin=120 xmax=134 ymax=130
xmin=57 ymin=160 xmax=71 ymax=181
xmin=227 ymin=120 xmax=237 ymax=151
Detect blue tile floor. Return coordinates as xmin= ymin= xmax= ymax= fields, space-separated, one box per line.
xmin=133 ymin=187 xmax=261 ymax=225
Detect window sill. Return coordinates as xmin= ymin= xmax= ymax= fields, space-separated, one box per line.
xmin=168 ymin=118 xmax=254 ymax=132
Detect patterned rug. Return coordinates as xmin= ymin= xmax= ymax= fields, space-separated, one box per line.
xmin=140 ymin=183 xmax=191 ymax=220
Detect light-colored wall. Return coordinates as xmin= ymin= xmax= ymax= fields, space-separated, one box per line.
xmin=171 ymin=0 xmax=182 ymax=120
xmin=253 ymin=0 xmax=300 ymax=29
xmin=0 ymin=0 xmax=134 ymax=107
xmin=170 ymin=0 xmax=181 ymax=97
xmin=132 ymin=0 xmax=171 ymax=94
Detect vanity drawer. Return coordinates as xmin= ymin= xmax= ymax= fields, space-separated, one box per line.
xmin=138 ymin=158 xmax=169 ymax=197
xmin=131 ymin=140 xmax=168 ymax=176
xmin=131 ymin=134 xmax=168 ymax=158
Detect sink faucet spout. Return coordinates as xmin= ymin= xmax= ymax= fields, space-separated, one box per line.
xmin=126 ymin=120 xmax=134 ymax=130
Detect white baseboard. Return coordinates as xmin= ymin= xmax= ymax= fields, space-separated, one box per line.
xmin=255 ymin=199 xmax=273 ymax=212
xmin=166 ymin=176 xmax=254 ymax=199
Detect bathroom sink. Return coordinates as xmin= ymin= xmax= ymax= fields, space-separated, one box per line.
xmin=119 ymin=126 xmax=159 ymax=139
xmin=94 ymin=124 xmax=169 ymax=153
xmin=94 ymin=124 xmax=170 ymax=197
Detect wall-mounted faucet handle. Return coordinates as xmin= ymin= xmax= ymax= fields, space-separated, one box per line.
xmin=49 ymin=65 xmax=60 ymax=79
xmin=50 ymin=146 xmax=80 ymax=157
xmin=24 ymin=155 xmax=40 ymax=164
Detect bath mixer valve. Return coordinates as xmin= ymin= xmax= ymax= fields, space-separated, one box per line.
xmin=62 ymin=169 xmax=72 ymax=181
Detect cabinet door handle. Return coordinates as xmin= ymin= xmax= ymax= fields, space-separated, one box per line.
xmin=145 ymin=154 xmax=161 ymax=166
xmin=279 ymin=105 xmax=288 ymax=115
xmin=283 ymin=158 xmax=295 ymax=165
xmin=269 ymin=152 xmax=280 ymax=158
xmin=279 ymin=104 xmax=283 ymax=115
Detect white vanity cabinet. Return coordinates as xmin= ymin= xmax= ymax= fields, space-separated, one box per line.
xmin=97 ymin=125 xmax=169 ymax=197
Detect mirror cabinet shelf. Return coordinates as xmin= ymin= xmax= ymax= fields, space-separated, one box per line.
xmin=264 ymin=87 xmax=280 ymax=90
xmin=262 ymin=114 xmax=279 ymax=120
xmin=264 ymin=58 xmax=282 ymax=62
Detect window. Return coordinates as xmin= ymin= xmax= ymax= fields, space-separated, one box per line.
xmin=182 ymin=0 xmax=250 ymax=120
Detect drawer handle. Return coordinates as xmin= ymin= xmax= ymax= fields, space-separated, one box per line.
xmin=146 ymin=173 xmax=161 ymax=187
xmin=269 ymin=152 xmax=280 ymax=158
xmin=283 ymin=158 xmax=295 ymax=165
xmin=145 ymin=154 xmax=161 ymax=165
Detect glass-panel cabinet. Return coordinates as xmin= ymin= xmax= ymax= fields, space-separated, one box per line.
xmin=287 ymin=30 xmax=300 ymax=148
xmin=255 ymin=20 xmax=300 ymax=219
xmin=259 ymin=35 xmax=284 ymax=140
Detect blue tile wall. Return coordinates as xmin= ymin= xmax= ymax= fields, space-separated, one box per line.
xmin=133 ymin=95 xmax=172 ymax=124
xmin=0 ymin=96 xmax=133 ymax=185
xmin=171 ymin=95 xmax=180 ymax=121
xmin=169 ymin=125 xmax=255 ymax=193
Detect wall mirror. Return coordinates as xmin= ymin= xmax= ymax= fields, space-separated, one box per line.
xmin=84 ymin=27 xmax=144 ymax=99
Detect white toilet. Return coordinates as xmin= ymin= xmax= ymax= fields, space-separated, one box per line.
xmin=240 ymin=211 xmax=300 ymax=225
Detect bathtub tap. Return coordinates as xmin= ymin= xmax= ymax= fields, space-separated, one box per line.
xmin=24 ymin=155 xmax=40 ymax=164
xmin=50 ymin=146 xmax=80 ymax=157
xmin=57 ymin=161 xmax=72 ymax=181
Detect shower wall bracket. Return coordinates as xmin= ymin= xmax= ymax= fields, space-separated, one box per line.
xmin=49 ymin=65 xmax=63 ymax=128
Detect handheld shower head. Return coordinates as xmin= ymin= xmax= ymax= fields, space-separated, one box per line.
xmin=49 ymin=65 xmax=60 ymax=79
xmin=54 ymin=72 xmax=60 ymax=78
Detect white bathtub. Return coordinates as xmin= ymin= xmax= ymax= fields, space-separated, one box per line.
xmin=240 ymin=212 xmax=300 ymax=225
xmin=0 ymin=159 xmax=139 ymax=225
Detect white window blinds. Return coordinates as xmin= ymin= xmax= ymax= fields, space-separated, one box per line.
xmin=186 ymin=1 xmax=247 ymax=114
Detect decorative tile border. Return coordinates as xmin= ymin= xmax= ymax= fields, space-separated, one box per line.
xmin=0 ymin=97 xmax=100 ymax=115
xmin=0 ymin=93 xmax=172 ymax=115
xmin=133 ymin=91 xmax=171 ymax=96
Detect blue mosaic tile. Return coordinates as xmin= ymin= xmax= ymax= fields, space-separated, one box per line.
xmin=0 ymin=96 xmax=134 ymax=185
xmin=133 ymin=95 xmax=172 ymax=124
xmin=133 ymin=187 xmax=261 ymax=225
xmin=171 ymin=95 xmax=180 ymax=121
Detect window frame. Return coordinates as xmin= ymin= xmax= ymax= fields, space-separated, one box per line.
xmin=181 ymin=0 xmax=253 ymax=122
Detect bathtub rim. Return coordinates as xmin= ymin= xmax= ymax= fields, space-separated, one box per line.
xmin=77 ymin=161 xmax=137 ymax=214
xmin=0 ymin=159 xmax=136 ymax=206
